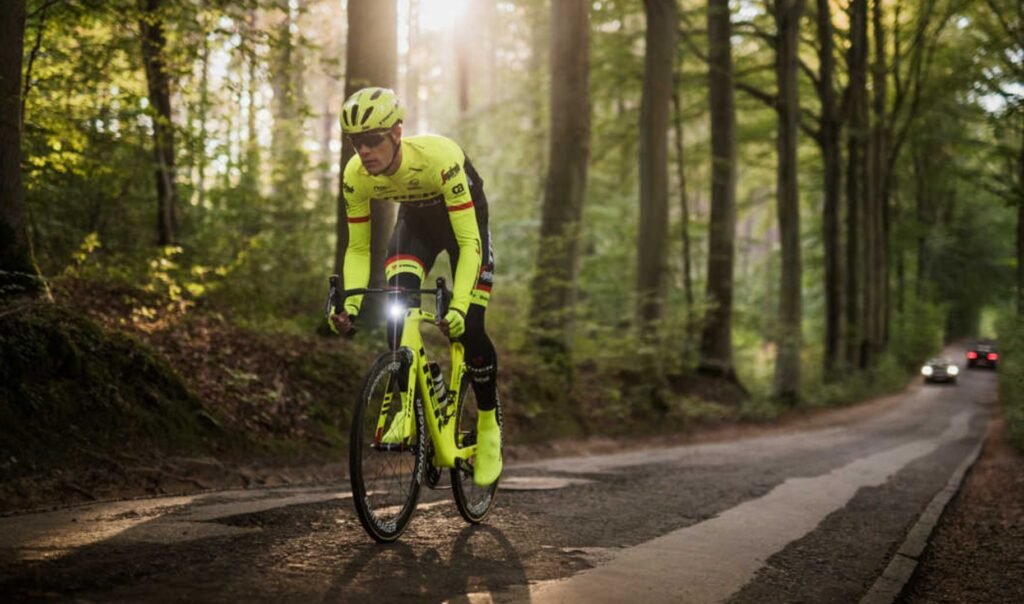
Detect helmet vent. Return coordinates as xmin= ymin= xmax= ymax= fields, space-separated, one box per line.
xmin=360 ymin=107 xmax=374 ymax=125
xmin=370 ymin=88 xmax=383 ymax=100
xmin=347 ymin=104 xmax=359 ymax=127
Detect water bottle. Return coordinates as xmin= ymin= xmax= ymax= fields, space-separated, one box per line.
xmin=429 ymin=362 xmax=449 ymax=408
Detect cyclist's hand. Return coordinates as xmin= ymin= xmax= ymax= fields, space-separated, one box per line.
xmin=439 ymin=309 xmax=466 ymax=338
xmin=329 ymin=310 xmax=355 ymax=335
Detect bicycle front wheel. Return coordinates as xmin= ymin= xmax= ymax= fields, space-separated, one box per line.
xmin=349 ymin=351 xmax=426 ymax=542
xmin=450 ymin=373 xmax=501 ymax=523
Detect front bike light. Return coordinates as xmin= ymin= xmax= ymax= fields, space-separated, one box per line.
xmin=388 ymin=302 xmax=406 ymax=320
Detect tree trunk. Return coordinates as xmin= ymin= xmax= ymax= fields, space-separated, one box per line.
xmin=336 ymin=0 xmax=398 ymax=301
xmin=772 ymin=0 xmax=805 ymax=404
xmin=815 ymin=0 xmax=844 ymax=380
xmin=868 ymin=0 xmax=888 ymax=361
xmin=404 ymin=0 xmax=420 ymax=132
xmin=637 ymin=0 xmax=676 ymax=339
xmin=1019 ymin=125 xmax=1024 ymax=316
xmin=196 ymin=32 xmax=210 ymax=209
xmin=845 ymin=0 xmax=869 ymax=369
xmin=529 ymin=0 xmax=590 ymax=363
xmin=673 ymin=90 xmax=695 ymax=343
xmin=139 ymin=0 xmax=179 ymax=246
xmin=698 ymin=0 xmax=742 ymax=386
xmin=0 ymin=0 xmax=42 ymax=298
xmin=270 ymin=2 xmax=307 ymax=202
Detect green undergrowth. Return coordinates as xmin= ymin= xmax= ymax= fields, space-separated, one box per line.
xmin=0 ymin=304 xmax=232 ymax=482
xmin=996 ymin=314 xmax=1024 ymax=451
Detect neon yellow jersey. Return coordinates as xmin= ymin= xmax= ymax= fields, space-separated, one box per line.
xmin=342 ymin=134 xmax=482 ymax=316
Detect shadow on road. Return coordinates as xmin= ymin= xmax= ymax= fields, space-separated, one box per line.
xmin=325 ymin=524 xmax=529 ymax=602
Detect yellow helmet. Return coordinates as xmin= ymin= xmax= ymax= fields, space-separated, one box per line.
xmin=340 ymin=87 xmax=404 ymax=134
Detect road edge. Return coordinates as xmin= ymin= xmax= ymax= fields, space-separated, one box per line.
xmin=858 ymin=422 xmax=988 ymax=604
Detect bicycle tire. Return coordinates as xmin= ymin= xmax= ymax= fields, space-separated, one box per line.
xmin=349 ymin=350 xmax=426 ymax=542
xmin=450 ymin=372 xmax=500 ymax=523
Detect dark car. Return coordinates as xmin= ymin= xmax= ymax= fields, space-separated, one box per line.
xmin=966 ymin=341 xmax=999 ymax=369
xmin=922 ymin=358 xmax=960 ymax=384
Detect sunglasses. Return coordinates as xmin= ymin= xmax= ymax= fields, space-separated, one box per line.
xmin=348 ymin=131 xmax=389 ymax=149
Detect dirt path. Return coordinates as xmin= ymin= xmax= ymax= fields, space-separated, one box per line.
xmin=899 ymin=411 xmax=1024 ymax=603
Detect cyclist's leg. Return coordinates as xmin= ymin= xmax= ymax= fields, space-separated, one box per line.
xmin=448 ymin=174 xmax=501 ymax=484
xmin=383 ymin=206 xmax=442 ymax=349
xmin=455 ymin=157 xmax=497 ymax=408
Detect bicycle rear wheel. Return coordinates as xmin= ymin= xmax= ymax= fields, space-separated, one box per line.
xmin=349 ymin=351 xmax=425 ymax=542
xmin=450 ymin=373 xmax=500 ymax=523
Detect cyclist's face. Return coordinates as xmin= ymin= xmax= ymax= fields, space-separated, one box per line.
xmin=351 ymin=126 xmax=399 ymax=174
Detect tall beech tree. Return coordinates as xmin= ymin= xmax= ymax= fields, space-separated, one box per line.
xmin=0 ymin=0 xmax=41 ymax=297
xmin=530 ymin=0 xmax=590 ymax=363
xmin=845 ymin=0 xmax=870 ymax=368
xmin=637 ymin=0 xmax=677 ymax=339
xmin=699 ymin=0 xmax=743 ymax=386
xmin=139 ymin=0 xmax=180 ymax=246
xmin=771 ymin=0 xmax=805 ymax=404
xmin=811 ymin=0 xmax=845 ymax=379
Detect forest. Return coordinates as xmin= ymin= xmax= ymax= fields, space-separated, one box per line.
xmin=2 ymin=0 xmax=1024 ymax=489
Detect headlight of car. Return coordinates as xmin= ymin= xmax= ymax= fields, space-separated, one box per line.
xmin=947 ymin=365 xmax=959 ymax=376
xmin=921 ymin=365 xmax=934 ymax=376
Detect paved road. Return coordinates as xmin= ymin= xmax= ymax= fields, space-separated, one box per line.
xmin=0 ymin=365 xmax=995 ymax=603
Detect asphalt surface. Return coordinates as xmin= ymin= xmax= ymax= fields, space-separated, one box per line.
xmin=0 ymin=365 xmax=995 ymax=603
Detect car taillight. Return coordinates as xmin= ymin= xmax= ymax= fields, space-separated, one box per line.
xmin=988 ymin=353 xmax=998 ymax=361
xmin=967 ymin=351 xmax=978 ymax=359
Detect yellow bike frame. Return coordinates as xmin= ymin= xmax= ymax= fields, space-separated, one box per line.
xmin=384 ymin=307 xmax=476 ymax=469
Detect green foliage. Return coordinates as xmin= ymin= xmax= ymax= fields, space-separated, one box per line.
xmin=889 ymin=297 xmax=946 ymax=371
xmin=996 ymin=313 xmax=1024 ymax=451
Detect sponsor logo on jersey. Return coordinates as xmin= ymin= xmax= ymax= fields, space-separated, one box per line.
xmin=440 ymin=163 xmax=462 ymax=184
xmin=343 ymin=182 xmax=355 ymax=194
xmin=451 ymin=183 xmax=465 ymax=195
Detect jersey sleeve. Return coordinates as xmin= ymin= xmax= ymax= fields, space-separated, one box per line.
xmin=341 ymin=157 xmax=371 ymax=315
xmin=435 ymin=140 xmax=482 ymax=315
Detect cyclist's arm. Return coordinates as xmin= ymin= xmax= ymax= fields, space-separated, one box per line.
xmin=341 ymin=160 xmax=371 ymax=316
xmin=438 ymin=148 xmax=482 ymax=316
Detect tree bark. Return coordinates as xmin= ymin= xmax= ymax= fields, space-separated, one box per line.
xmin=404 ymin=0 xmax=420 ymax=132
xmin=336 ymin=0 xmax=398 ymax=310
xmin=271 ymin=2 xmax=308 ymax=203
xmin=139 ymin=0 xmax=179 ymax=246
xmin=868 ymin=0 xmax=888 ymax=361
xmin=772 ymin=0 xmax=805 ymax=404
xmin=698 ymin=0 xmax=742 ymax=386
xmin=845 ymin=0 xmax=869 ymax=369
xmin=673 ymin=90 xmax=695 ymax=342
xmin=637 ymin=0 xmax=676 ymax=339
xmin=529 ymin=0 xmax=590 ymax=363
xmin=0 ymin=0 xmax=42 ymax=298
xmin=1019 ymin=122 xmax=1024 ymax=316
xmin=815 ymin=0 xmax=844 ymax=380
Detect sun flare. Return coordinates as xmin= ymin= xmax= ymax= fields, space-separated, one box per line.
xmin=415 ymin=0 xmax=471 ymax=32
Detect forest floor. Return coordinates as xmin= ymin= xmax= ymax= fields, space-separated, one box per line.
xmin=899 ymin=410 xmax=1024 ymax=603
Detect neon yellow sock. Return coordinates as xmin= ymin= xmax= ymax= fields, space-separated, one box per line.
xmin=474 ymin=409 xmax=503 ymax=486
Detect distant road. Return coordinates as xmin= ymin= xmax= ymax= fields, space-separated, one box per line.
xmin=0 ymin=356 xmax=994 ymax=603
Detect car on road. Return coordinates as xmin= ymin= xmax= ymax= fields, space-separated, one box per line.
xmin=922 ymin=358 xmax=959 ymax=384
xmin=966 ymin=341 xmax=999 ymax=369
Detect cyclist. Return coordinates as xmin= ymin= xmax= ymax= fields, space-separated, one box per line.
xmin=329 ymin=87 xmax=501 ymax=487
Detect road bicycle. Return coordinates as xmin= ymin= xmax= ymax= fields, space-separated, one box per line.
xmin=326 ymin=275 xmax=501 ymax=542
